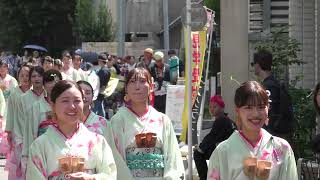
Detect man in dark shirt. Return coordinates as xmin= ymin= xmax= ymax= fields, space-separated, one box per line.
xmin=251 ymin=50 xmax=280 ymax=135
xmin=92 ymin=65 xmax=111 ymax=118
xmin=193 ymin=95 xmax=235 ymax=180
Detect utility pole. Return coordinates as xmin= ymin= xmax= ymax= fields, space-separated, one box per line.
xmin=117 ymin=0 xmax=125 ymax=57
xmin=163 ymin=0 xmax=170 ymax=51
xmin=185 ymin=0 xmax=193 ymax=179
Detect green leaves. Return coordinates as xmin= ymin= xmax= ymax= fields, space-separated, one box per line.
xmin=255 ymin=26 xmax=316 ymax=158
xmin=74 ymin=0 xmax=114 ymax=42
xmin=255 ymin=26 xmax=303 ymax=82
xmin=0 ymin=0 xmax=76 ymax=55
xmin=289 ymin=87 xmax=316 ymax=158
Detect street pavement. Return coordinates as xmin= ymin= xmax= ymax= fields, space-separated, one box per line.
xmin=0 ymin=158 xmax=8 ymax=179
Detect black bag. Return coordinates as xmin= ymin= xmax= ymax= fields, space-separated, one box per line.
xmin=273 ymin=83 xmax=296 ymax=134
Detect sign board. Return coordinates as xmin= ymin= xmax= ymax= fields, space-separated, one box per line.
xmin=181 ymin=3 xmax=207 ymax=31
xmin=165 ymin=85 xmax=185 ymax=135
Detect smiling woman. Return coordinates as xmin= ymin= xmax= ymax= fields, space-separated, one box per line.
xmin=51 ymin=81 xmax=84 ymax=130
xmin=26 ymin=80 xmax=117 ymax=179
xmin=110 ymin=68 xmax=184 ymax=179
xmin=207 ymin=81 xmax=298 ymax=180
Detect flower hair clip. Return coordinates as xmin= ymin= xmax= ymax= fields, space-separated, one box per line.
xmin=50 ymin=74 xmax=60 ymax=82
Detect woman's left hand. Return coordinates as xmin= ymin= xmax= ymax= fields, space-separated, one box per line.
xmin=68 ymin=172 xmax=95 ymax=180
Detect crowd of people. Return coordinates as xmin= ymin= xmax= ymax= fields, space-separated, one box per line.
xmin=0 ymin=47 xmax=313 ymax=180
xmin=0 ymin=47 xmax=185 ymax=179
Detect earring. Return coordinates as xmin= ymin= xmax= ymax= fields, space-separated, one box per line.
xmin=80 ymin=112 xmax=85 ymax=122
xmin=235 ymin=116 xmax=242 ymax=130
xmin=124 ymin=94 xmax=130 ymax=102
xmin=51 ymin=112 xmax=58 ymax=123
xmin=265 ymin=117 xmax=269 ymax=126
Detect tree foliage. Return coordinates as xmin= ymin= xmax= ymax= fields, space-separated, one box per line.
xmin=290 ymin=87 xmax=316 ymax=158
xmin=74 ymin=0 xmax=114 ymax=42
xmin=255 ymin=27 xmax=315 ymax=158
xmin=0 ymin=0 xmax=76 ymax=56
xmin=255 ymin=26 xmax=303 ymax=82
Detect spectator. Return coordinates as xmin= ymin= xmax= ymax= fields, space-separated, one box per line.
xmin=251 ymin=49 xmax=294 ymax=138
xmin=194 ymin=95 xmax=235 ymax=180
xmin=126 ymin=56 xmax=136 ymax=72
xmin=150 ymin=51 xmax=170 ymax=113
xmin=136 ymin=48 xmax=155 ymax=72
xmin=92 ymin=67 xmax=111 ymax=118
xmin=53 ymin=59 xmax=63 ymax=71
xmin=84 ymin=62 xmax=100 ymax=101
xmin=42 ymin=56 xmax=54 ymax=72
xmin=113 ymin=56 xmax=121 ymax=75
xmin=72 ymin=54 xmax=86 ymax=80
xmin=106 ymin=56 xmax=117 ymax=78
xmin=97 ymin=53 xmax=108 ymax=70
xmin=168 ymin=49 xmax=180 ymax=84
xmin=21 ymin=50 xmax=31 ymax=65
xmin=31 ymin=51 xmax=41 ymax=66
xmin=60 ymin=50 xmax=81 ymax=82
xmin=0 ymin=52 xmax=18 ymax=77
xmin=72 ymin=54 xmax=82 ymax=70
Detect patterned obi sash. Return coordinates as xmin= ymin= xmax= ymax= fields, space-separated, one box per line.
xmin=126 ymin=147 xmax=164 ymax=178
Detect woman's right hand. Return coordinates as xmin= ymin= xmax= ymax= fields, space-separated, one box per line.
xmin=68 ymin=172 xmax=95 ymax=180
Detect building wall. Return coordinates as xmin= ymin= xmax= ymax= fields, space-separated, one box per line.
xmin=289 ymin=0 xmax=316 ymax=89
xmin=82 ymin=41 xmax=156 ymax=57
xmin=220 ymin=0 xmax=249 ymax=120
xmin=126 ymin=0 xmax=163 ymax=32
xmin=270 ymin=0 xmax=289 ymax=28
xmin=103 ymin=0 xmax=186 ymax=50
xmin=289 ymin=0 xmax=304 ymax=87
xmin=125 ymin=0 xmax=185 ymax=33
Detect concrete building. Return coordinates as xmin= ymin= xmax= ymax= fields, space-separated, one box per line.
xmin=96 ymin=0 xmax=186 ymax=56
xmin=220 ymin=0 xmax=249 ymax=119
xmin=289 ymin=0 xmax=320 ymax=89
